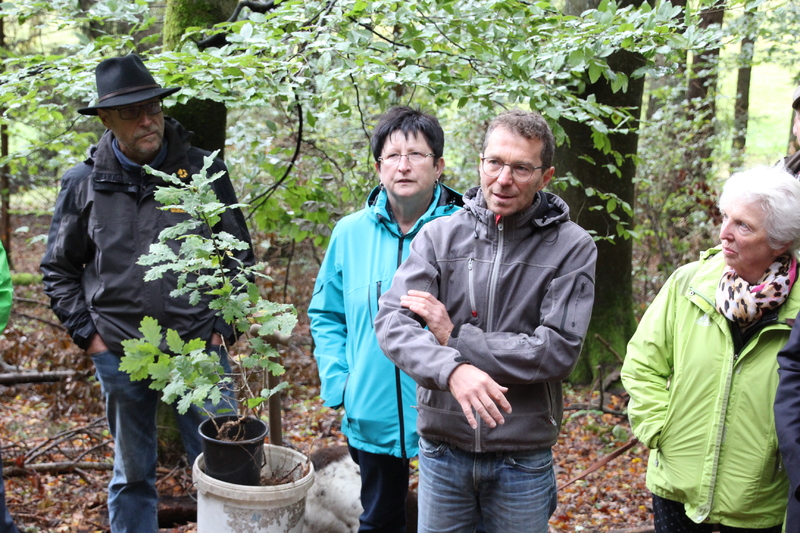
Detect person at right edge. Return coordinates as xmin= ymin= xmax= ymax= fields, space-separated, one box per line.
xmin=0 ymin=244 xmax=18 ymax=533
xmin=622 ymin=166 xmax=800 ymax=532
xmin=782 ymin=85 xmax=800 ymax=176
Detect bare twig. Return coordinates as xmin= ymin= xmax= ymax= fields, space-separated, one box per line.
xmin=11 ymin=310 xmax=65 ymax=330
xmin=247 ymin=95 xmax=303 ymax=217
xmin=12 ymin=296 xmax=49 ymax=306
xmin=595 ymin=333 xmax=625 ymax=364
xmin=564 ymin=403 xmax=627 ymax=417
xmin=558 ymin=438 xmax=639 ymax=490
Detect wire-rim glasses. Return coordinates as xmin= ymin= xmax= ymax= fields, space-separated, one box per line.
xmin=480 ymin=157 xmax=544 ymax=183
xmin=378 ymin=152 xmax=435 ymax=166
xmin=110 ymin=101 xmax=163 ymax=121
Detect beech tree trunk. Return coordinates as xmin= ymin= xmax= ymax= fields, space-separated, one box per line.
xmin=163 ymin=0 xmax=237 ymax=155
xmin=554 ymin=0 xmax=648 ymax=384
xmin=686 ymin=2 xmax=725 ymax=178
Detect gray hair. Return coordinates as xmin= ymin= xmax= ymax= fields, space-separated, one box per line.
xmin=719 ymin=165 xmax=800 ymax=253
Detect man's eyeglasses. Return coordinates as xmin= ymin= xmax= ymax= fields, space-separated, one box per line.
xmin=378 ymin=152 xmax=435 ymax=166
xmin=110 ymin=101 xmax=163 ymax=121
xmin=480 ymin=157 xmax=544 ymax=183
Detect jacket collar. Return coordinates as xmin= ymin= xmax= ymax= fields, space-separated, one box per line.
xmin=366 ymin=183 xmax=463 ymax=236
xmin=88 ymin=117 xmax=194 ymax=187
xmin=688 ymin=246 xmax=800 ymax=322
xmin=463 ymin=186 xmax=570 ymax=238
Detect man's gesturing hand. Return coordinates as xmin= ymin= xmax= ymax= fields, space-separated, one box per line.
xmin=448 ymin=363 xmax=511 ymax=429
xmin=400 ymin=289 xmax=454 ymax=346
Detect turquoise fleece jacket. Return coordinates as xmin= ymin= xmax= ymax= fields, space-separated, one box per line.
xmin=622 ymin=247 xmax=797 ymax=528
xmin=308 ymin=183 xmax=462 ymax=458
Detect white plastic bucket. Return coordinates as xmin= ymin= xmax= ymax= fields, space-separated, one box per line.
xmin=193 ymin=444 xmax=315 ymax=533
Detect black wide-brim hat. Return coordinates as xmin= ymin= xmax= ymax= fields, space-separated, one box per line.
xmin=793 ymin=85 xmax=800 ymax=111
xmin=78 ymin=54 xmax=180 ymax=116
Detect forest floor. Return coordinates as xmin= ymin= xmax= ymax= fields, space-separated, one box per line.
xmin=0 ymin=213 xmax=653 ymax=532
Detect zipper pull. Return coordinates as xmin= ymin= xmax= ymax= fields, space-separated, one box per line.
xmin=468 ymin=259 xmax=478 ymax=317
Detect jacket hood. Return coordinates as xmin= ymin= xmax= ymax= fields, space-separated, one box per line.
xmin=463 ymin=186 xmax=569 ymax=236
xmin=365 ymin=183 xmax=464 ymax=237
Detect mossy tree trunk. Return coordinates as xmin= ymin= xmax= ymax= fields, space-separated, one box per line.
xmin=163 ymin=0 xmax=237 ymax=156
xmin=554 ymin=0 xmax=648 ymax=384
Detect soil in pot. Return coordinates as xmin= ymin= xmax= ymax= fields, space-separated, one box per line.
xmin=199 ymin=415 xmax=268 ymax=486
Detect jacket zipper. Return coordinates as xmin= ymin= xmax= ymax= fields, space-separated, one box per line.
xmin=486 ymin=220 xmax=504 ymax=332
xmin=468 ymin=258 xmax=477 ymax=318
xmin=394 ymin=236 xmax=407 ymax=459
xmin=688 ymin=287 xmax=783 ymax=521
xmin=475 ymin=220 xmax=505 ymax=453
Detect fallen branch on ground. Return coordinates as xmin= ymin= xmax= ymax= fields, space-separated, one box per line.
xmin=11 ymin=310 xmax=66 ymax=330
xmin=558 ymin=438 xmax=640 ymax=490
xmin=0 ymin=369 xmax=83 ymax=384
xmin=4 ymin=461 xmax=113 ymax=477
xmin=564 ymin=403 xmax=626 ymax=417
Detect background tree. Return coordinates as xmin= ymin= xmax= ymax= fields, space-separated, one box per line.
xmin=162 ymin=0 xmax=239 ymax=154
xmin=554 ymin=0 xmax=650 ymax=383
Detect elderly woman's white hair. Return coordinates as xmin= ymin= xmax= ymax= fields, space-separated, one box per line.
xmin=719 ymin=165 xmax=800 ymax=253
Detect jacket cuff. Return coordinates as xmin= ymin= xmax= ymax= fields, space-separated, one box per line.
xmin=71 ymin=321 xmax=97 ymax=351
xmin=213 ymin=316 xmax=235 ymax=345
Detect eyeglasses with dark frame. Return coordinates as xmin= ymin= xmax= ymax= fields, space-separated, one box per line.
xmin=480 ymin=157 xmax=545 ymax=183
xmin=110 ymin=101 xmax=163 ymax=121
xmin=378 ymin=152 xmax=435 ymax=166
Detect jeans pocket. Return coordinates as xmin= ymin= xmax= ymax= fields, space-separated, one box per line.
xmin=418 ymin=437 xmax=449 ymax=458
xmin=504 ymin=448 xmax=553 ymax=474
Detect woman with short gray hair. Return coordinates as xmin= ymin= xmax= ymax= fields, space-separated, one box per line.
xmin=622 ymin=166 xmax=800 ymax=532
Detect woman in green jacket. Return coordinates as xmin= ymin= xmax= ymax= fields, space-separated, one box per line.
xmin=622 ymin=166 xmax=800 ymax=532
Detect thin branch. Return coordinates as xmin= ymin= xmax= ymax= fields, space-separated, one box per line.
xmin=349 ymin=73 xmax=371 ymax=142
xmin=11 ymin=310 xmax=66 ymax=330
xmin=557 ymin=438 xmax=639 ymax=490
xmin=594 ymin=333 xmax=625 ymax=364
xmin=12 ymin=296 xmax=50 ymax=306
xmin=564 ymin=404 xmax=627 ymax=417
xmin=415 ymin=7 xmax=465 ymax=51
xmin=247 ymin=95 xmax=303 ymax=217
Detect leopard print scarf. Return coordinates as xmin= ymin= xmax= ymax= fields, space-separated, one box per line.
xmin=716 ymin=254 xmax=797 ymax=328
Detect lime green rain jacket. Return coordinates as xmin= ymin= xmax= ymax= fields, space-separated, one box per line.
xmin=622 ymin=247 xmax=795 ymax=529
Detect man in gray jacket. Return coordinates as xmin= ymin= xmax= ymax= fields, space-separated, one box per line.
xmin=40 ymin=55 xmax=254 ymax=533
xmin=375 ymin=109 xmax=596 ymax=532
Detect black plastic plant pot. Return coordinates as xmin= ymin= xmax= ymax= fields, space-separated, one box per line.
xmin=198 ymin=415 xmax=268 ymax=486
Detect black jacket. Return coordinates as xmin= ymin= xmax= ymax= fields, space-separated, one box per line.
xmin=40 ymin=117 xmax=255 ymax=354
xmin=776 ymin=311 xmax=800 ymax=533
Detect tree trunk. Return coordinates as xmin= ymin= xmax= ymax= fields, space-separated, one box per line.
xmin=732 ymin=11 xmax=756 ymax=168
xmin=163 ymin=0 xmax=237 ymax=155
xmin=554 ymin=0 xmax=647 ymax=384
xmin=686 ymin=2 xmax=725 ymax=178
xmin=644 ymin=0 xmax=686 ymax=120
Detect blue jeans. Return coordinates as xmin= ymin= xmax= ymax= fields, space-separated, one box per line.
xmin=417 ymin=437 xmax=557 ymax=533
xmin=0 ymin=446 xmax=19 ymax=533
xmin=92 ymin=346 xmax=233 ymax=533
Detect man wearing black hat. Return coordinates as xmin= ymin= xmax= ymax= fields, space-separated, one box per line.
xmin=40 ymin=54 xmax=254 ymax=532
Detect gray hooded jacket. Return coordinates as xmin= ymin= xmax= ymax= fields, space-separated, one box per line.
xmin=375 ymin=186 xmax=596 ymax=452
